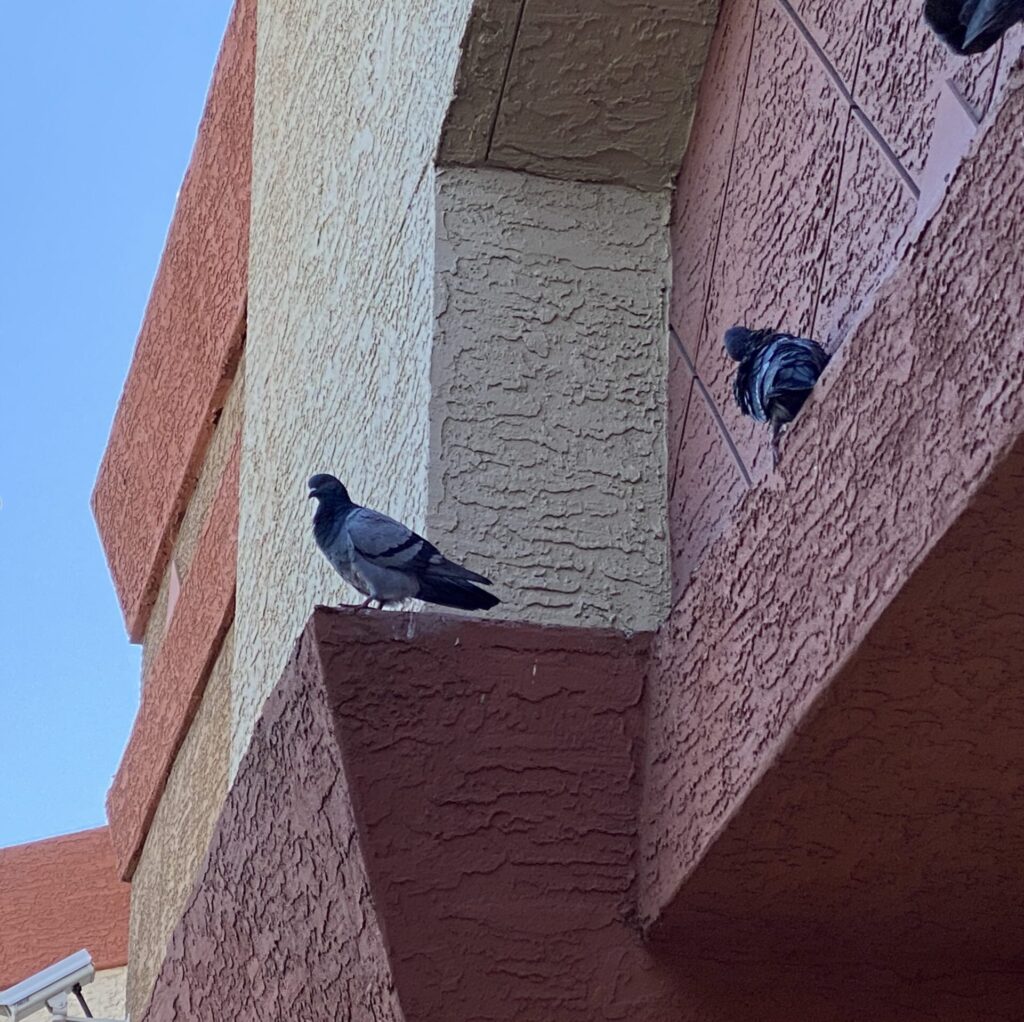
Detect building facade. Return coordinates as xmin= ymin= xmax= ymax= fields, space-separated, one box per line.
xmin=93 ymin=0 xmax=1024 ymax=1019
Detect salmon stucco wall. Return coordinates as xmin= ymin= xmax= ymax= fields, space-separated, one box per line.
xmin=107 ymin=433 xmax=239 ymax=878
xmin=431 ymin=166 xmax=670 ymax=631
xmin=236 ymin=0 xmax=474 ymax=775
xmin=666 ymin=0 xmax=1016 ymax=590
xmin=92 ymin=0 xmax=253 ymax=642
xmin=0 ymin=828 xmax=128 ymax=988
xmin=644 ymin=55 xmax=1024 ymax=926
xmin=141 ymin=361 xmax=245 ymax=683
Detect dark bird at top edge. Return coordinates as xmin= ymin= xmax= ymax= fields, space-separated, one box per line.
xmin=924 ymin=0 xmax=1024 ymax=54
xmin=724 ymin=326 xmax=830 ymax=468
xmin=307 ymin=474 xmax=501 ymax=613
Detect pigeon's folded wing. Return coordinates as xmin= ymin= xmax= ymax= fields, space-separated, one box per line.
xmin=346 ymin=508 xmax=433 ymax=569
xmin=764 ymin=340 xmax=829 ymax=397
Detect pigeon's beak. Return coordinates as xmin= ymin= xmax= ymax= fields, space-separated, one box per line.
xmin=307 ymin=490 xmax=316 ymax=500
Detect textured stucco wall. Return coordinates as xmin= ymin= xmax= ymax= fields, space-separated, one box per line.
xmin=643 ymin=60 xmax=1024 ymax=927
xmin=666 ymin=0 xmax=1019 ymax=593
xmin=439 ymin=0 xmax=718 ymax=189
xmin=141 ymin=621 xmax=402 ymax=1022
xmin=653 ymin=437 xmax=1024 ymax=971
xmin=0 ymin=829 xmax=128 ymax=987
xmin=107 ymin=435 xmax=239 ymax=878
xmin=126 ymin=628 xmax=232 ymax=1022
xmin=236 ymin=0 xmax=474 ymax=775
xmin=142 ymin=609 xmax=694 ymax=1022
xmin=143 ymin=605 xmax=1024 ymax=1021
xmin=92 ymin=0 xmax=252 ymax=641
xmin=314 ymin=611 xmax=672 ymax=1022
xmin=432 ymin=166 xmax=670 ymax=629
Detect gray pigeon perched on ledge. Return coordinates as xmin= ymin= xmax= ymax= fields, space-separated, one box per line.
xmin=924 ymin=0 xmax=1024 ymax=53
xmin=724 ymin=326 xmax=830 ymax=467
xmin=308 ymin=474 xmax=500 ymax=612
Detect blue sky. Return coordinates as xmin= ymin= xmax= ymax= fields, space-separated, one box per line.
xmin=0 ymin=3 xmax=232 ymax=847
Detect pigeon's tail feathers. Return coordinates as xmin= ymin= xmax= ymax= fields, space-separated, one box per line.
xmin=425 ymin=556 xmax=493 ymax=586
xmin=417 ymin=576 xmax=501 ymax=611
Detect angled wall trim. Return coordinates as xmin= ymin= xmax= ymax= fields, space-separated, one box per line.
xmin=92 ymin=0 xmax=254 ymax=642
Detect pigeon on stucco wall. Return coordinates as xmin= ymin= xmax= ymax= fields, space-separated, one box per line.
xmin=724 ymin=326 xmax=830 ymax=467
xmin=924 ymin=0 xmax=1024 ymax=54
xmin=308 ymin=474 xmax=500 ymax=611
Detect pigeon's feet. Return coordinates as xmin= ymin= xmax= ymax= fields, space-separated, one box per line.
xmin=352 ymin=597 xmax=378 ymax=613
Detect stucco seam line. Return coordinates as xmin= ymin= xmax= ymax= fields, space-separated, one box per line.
xmin=483 ymin=0 xmax=528 ymax=162
xmin=978 ymin=38 xmax=1004 ymax=122
xmin=345 ymin=163 xmax=433 ymax=355
xmin=671 ymin=325 xmax=752 ymax=488
xmin=774 ymin=0 xmax=920 ymax=201
xmin=809 ymin=105 xmax=855 ymax=340
xmin=693 ymin=0 xmax=760 ymax=364
xmin=945 ymin=75 xmax=985 ymax=127
xmin=669 ymin=372 xmax=697 ymax=507
xmin=107 ymin=433 xmax=241 ymax=881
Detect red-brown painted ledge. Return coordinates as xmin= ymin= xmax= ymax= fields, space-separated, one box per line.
xmin=92 ymin=0 xmax=253 ymax=643
xmin=0 ymin=828 xmax=129 ymax=988
xmin=106 ymin=435 xmax=240 ymax=881
xmin=140 ymin=610 xmax=682 ymax=1022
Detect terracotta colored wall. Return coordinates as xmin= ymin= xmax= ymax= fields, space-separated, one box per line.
xmin=99 ymin=3 xmax=252 ymax=884
xmin=667 ymin=0 xmax=1016 ymax=591
xmin=319 ymin=612 xmax=658 ymax=1021
xmin=140 ymin=610 xmax=690 ymax=1022
xmin=645 ymin=435 xmax=1024 ymax=1017
xmin=0 ymin=828 xmax=128 ymax=987
xmin=644 ymin=47 xmax=1024 ymax=938
xmin=140 ymin=615 xmax=403 ymax=1022
xmin=139 ymin=595 xmax=1024 ymax=1021
xmin=92 ymin=0 xmax=253 ymax=642
xmin=140 ymin=361 xmax=246 ymax=683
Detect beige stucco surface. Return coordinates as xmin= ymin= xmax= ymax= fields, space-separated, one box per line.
xmin=439 ymin=0 xmax=717 ymax=189
xmin=235 ymin=0 xmax=474 ymax=773
xmin=22 ymin=966 xmax=126 ymax=1022
xmin=126 ymin=629 xmax=232 ymax=1022
xmin=432 ymin=166 xmax=670 ymax=629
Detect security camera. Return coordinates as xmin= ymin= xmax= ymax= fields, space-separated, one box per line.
xmin=0 ymin=949 xmax=94 ymax=1021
